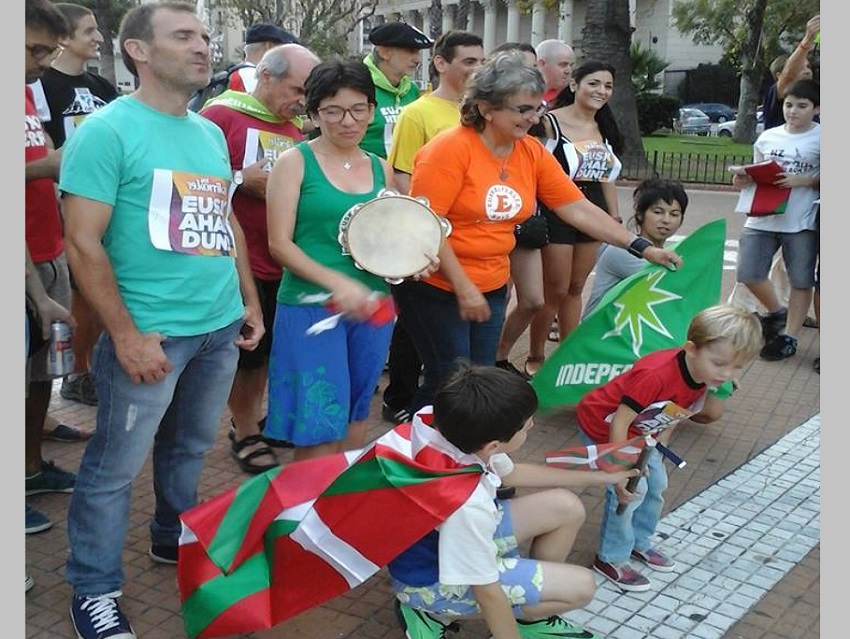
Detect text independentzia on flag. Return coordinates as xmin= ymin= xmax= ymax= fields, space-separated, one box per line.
xmin=531 ymin=219 xmax=726 ymax=410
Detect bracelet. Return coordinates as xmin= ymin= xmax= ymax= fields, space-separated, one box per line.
xmin=799 ymin=41 xmax=813 ymax=51
xmin=627 ymin=236 xmax=653 ymax=259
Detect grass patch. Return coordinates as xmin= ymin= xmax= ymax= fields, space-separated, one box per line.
xmin=642 ymin=133 xmax=754 ymax=158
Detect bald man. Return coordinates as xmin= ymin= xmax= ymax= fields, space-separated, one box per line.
xmin=536 ymin=38 xmax=575 ymax=103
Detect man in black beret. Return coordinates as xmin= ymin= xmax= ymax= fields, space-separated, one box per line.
xmin=229 ymin=22 xmax=300 ymax=93
xmin=360 ymin=21 xmax=433 ymax=158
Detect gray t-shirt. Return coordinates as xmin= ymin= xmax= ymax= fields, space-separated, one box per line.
xmin=583 ymin=243 xmax=644 ymax=318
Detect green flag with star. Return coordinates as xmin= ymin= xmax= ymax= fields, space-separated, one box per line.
xmin=530 ymin=219 xmax=726 ymax=411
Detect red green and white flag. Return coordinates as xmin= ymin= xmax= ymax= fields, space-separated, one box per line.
xmin=530 ymin=219 xmax=726 ymax=410
xmin=546 ymin=436 xmax=645 ymax=472
xmin=178 ymin=409 xmax=482 ymax=639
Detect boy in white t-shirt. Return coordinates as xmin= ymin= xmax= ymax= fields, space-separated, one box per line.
xmin=732 ymin=78 xmax=820 ymax=361
xmin=388 ymin=365 xmax=638 ymax=639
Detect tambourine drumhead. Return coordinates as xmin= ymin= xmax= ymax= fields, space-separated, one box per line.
xmin=344 ymin=195 xmax=445 ymax=279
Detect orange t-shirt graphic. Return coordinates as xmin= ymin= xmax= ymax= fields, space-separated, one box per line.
xmin=410 ymin=126 xmax=583 ymax=292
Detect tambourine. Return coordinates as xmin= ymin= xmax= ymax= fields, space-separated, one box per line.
xmin=338 ymin=189 xmax=451 ymax=283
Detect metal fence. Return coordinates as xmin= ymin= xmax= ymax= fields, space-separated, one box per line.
xmin=620 ymin=150 xmax=754 ymax=186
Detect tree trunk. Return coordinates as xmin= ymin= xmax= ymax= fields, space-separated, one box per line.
xmin=735 ymin=0 xmax=768 ymax=144
xmin=581 ymin=0 xmax=647 ymax=171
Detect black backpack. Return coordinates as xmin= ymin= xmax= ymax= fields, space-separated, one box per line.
xmin=187 ymin=62 xmax=252 ymax=112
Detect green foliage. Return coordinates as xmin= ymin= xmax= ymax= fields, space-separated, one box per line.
xmin=677 ymin=62 xmax=740 ymax=104
xmin=635 ymin=93 xmax=679 ymax=136
xmin=672 ymin=0 xmax=820 ymax=75
xmin=630 ymin=42 xmax=669 ymax=93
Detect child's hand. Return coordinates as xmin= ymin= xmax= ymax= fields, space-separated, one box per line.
xmin=605 ymin=468 xmax=640 ymax=485
xmin=614 ymin=476 xmax=640 ymax=505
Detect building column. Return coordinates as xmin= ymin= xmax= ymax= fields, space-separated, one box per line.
xmin=467 ymin=1 xmax=477 ymax=34
xmin=482 ymin=0 xmax=498 ymax=54
xmin=506 ymin=0 xmax=520 ymax=42
xmin=558 ymin=0 xmax=574 ymax=43
xmin=442 ymin=3 xmax=455 ymax=33
xmin=530 ymin=0 xmax=546 ymax=47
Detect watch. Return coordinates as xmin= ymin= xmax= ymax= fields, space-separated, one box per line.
xmin=626 ymin=236 xmax=653 ymax=259
xmin=232 ymin=170 xmax=244 ymax=186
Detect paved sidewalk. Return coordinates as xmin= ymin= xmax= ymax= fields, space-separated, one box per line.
xmin=25 ymin=188 xmax=820 ymax=638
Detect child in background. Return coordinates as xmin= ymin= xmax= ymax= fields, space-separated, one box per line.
xmin=578 ymin=304 xmax=763 ymax=591
xmin=583 ymin=178 xmax=688 ymax=317
xmin=389 ymin=365 xmax=639 ymax=639
xmin=732 ymin=78 xmax=819 ymax=361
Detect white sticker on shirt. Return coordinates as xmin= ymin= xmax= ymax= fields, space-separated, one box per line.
xmin=243 ymin=128 xmax=297 ymax=169
xmin=484 ymin=184 xmax=523 ymax=221
xmin=148 ymin=169 xmax=236 ymax=256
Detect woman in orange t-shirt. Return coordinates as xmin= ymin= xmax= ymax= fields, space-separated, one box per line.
xmin=391 ymin=52 xmax=682 ymax=414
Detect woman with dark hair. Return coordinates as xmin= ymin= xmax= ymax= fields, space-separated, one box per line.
xmin=264 ymin=59 xmax=436 ymax=461
xmin=524 ymin=60 xmax=625 ymax=376
xmin=393 ymin=53 xmax=680 ymax=412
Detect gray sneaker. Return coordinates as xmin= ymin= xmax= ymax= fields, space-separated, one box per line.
xmin=60 ymin=373 xmax=98 ymax=406
xmin=25 ymin=460 xmax=75 ymax=496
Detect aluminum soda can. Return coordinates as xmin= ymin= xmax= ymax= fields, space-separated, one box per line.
xmin=48 ymin=320 xmax=74 ymax=377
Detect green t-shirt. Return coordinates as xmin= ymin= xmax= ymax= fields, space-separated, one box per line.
xmin=360 ymin=55 xmax=421 ymax=158
xmin=59 ymin=96 xmax=244 ymax=336
xmin=277 ymin=142 xmax=389 ymax=305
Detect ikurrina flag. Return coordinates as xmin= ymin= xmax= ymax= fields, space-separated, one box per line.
xmin=178 ymin=409 xmax=482 ymax=639
xmin=530 ymin=219 xmax=726 ymax=410
xmin=546 ymin=436 xmax=645 ymax=471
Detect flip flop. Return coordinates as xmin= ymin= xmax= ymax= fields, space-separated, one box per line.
xmin=43 ymin=423 xmax=93 ymax=442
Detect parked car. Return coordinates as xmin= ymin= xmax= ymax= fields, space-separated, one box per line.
xmin=717 ymin=108 xmax=765 ymax=138
xmin=682 ymin=102 xmax=736 ymax=123
xmin=673 ymin=108 xmax=711 ymax=136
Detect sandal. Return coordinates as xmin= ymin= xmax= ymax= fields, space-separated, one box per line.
xmin=524 ymin=356 xmax=545 ymax=378
xmin=547 ymin=322 xmax=560 ymax=342
xmin=43 ymin=423 xmax=93 ymax=442
xmin=228 ymin=417 xmax=294 ymax=448
xmin=230 ymin=434 xmax=280 ymax=475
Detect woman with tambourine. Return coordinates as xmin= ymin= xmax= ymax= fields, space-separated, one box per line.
xmin=264 ymin=59 xmax=437 ymax=462
xmin=392 ymin=52 xmax=681 ymax=415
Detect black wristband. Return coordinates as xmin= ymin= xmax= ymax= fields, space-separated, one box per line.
xmin=627 ymin=236 xmax=653 ymax=259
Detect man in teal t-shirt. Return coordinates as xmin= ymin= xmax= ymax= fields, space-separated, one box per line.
xmin=361 ymin=21 xmax=433 ymax=158
xmin=59 ymin=5 xmax=263 ymax=638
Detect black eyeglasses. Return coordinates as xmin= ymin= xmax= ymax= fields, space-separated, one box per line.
xmin=26 ymin=44 xmax=63 ymax=62
xmin=316 ymin=103 xmax=372 ymax=123
xmin=501 ymin=103 xmax=547 ymax=119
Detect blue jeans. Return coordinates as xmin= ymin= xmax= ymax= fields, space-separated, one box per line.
xmin=66 ymin=320 xmax=241 ymax=596
xmin=392 ymin=280 xmax=507 ymax=412
xmin=581 ymin=433 xmax=667 ymax=564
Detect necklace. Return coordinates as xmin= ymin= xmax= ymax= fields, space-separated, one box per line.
xmin=480 ymin=134 xmax=514 ymax=181
xmin=313 ymin=142 xmax=363 ymax=170
xmin=499 ymin=159 xmax=509 ymax=181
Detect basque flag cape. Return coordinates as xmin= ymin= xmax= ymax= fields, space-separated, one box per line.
xmin=177 ymin=409 xmax=483 ymax=639
xmin=530 ymin=219 xmax=726 ymax=410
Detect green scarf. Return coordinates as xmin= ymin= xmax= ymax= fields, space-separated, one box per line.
xmin=203 ymin=90 xmax=305 ymax=129
xmin=362 ymin=55 xmax=414 ymax=98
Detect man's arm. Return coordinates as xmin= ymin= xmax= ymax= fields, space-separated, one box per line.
xmin=25 ymin=133 xmax=61 ymax=182
xmin=26 ymin=245 xmax=72 ymax=339
xmin=63 ymin=193 xmax=173 ymax=384
xmin=776 ymin=14 xmax=820 ymax=98
xmin=228 ymin=213 xmax=263 ymax=351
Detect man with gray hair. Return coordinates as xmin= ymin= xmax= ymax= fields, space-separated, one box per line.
xmin=228 ymin=22 xmax=300 ymax=93
xmin=535 ymin=38 xmax=575 ymax=104
xmin=200 ymin=43 xmax=320 ymax=474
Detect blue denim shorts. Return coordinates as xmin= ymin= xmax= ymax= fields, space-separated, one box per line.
xmin=265 ymin=303 xmax=392 ymax=446
xmin=392 ymin=500 xmax=544 ymax=618
xmin=737 ymin=228 xmax=818 ymax=289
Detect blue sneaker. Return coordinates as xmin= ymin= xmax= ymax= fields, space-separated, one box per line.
xmin=70 ymin=591 xmax=136 ymax=639
xmin=26 ymin=460 xmax=76 ymax=496
xmin=26 ymin=503 xmax=52 ymax=534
